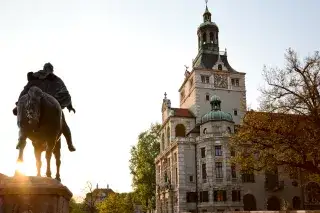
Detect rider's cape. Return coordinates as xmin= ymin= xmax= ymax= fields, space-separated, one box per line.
xmin=18 ymin=70 xmax=72 ymax=109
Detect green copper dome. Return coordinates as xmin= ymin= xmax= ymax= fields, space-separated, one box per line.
xmin=201 ymin=95 xmax=233 ymax=123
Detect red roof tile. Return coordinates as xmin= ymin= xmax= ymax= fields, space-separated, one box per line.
xmin=171 ymin=108 xmax=195 ymax=118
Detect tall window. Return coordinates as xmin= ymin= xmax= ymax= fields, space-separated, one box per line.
xmin=201 ymin=75 xmax=210 ymax=84
xmin=231 ymin=78 xmax=240 ymax=87
xmin=201 ymin=147 xmax=206 ymax=158
xmin=242 ymin=173 xmax=255 ymax=183
xmin=213 ymin=190 xmax=227 ymax=201
xmin=161 ymin=134 xmax=165 ymax=151
xmin=166 ymin=127 xmax=170 ymax=144
xmin=232 ymin=190 xmax=241 ymax=201
xmin=209 ymin=32 xmax=214 ymax=43
xmin=202 ymin=163 xmax=207 ymax=180
xmin=215 ymin=146 xmax=222 ymax=156
xmin=231 ymin=164 xmax=237 ymax=178
xmin=233 ymin=109 xmax=238 ymax=116
xmin=215 ymin=162 xmax=223 ymax=178
xmin=200 ymin=191 xmax=209 ymax=202
xmin=205 ymin=94 xmax=210 ymax=101
xmin=202 ymin=32 xmax=207 ymax=44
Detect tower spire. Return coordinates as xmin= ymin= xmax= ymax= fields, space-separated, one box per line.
xmin=203 ymin=0 xmax=211 ymax=22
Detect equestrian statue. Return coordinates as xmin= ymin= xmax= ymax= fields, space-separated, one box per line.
xmin=13 ymin=63 xmax=76 ymax=181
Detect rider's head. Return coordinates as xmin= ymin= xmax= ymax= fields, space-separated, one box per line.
xmin=43 ymin=63 xmax=54 ymax=73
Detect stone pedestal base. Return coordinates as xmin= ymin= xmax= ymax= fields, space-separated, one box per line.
xmin=0 ymin=175 xmax=72 ymax=213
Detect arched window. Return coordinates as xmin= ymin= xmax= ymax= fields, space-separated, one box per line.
xmin=267 ymin=196 xmax=281 ymax=210
xmin=209 ymin=32 xmax=214 ymax=43
xmin=175 ymin=124 xmax=186 ymax=137
xmin=243 ymin=194 xmax=257 ymax=211
xmin=167 ymin=127 xmax=171 ymax=144
xmin=203 ymin=128 xmax=207 ymax=134
xmin=202 ymin=32 xmax=207 ymax=44
xmin=218 ymin=64 xmax=222 ymax=70
xmin=161 ymin=133 xmax=165 ymax=151
xmin=292 ymin=196 xmax=301 ymax=210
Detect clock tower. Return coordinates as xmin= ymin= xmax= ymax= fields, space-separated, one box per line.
xmin=178 ymin=2 xmax=246 ymax=125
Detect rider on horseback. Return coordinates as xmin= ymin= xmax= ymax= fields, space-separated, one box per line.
xmin=13 ymin=63 xmax=76 ymax=152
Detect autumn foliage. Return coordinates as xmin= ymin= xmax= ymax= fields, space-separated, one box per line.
xmin=231 ymin=48 xmax=320 ymax=179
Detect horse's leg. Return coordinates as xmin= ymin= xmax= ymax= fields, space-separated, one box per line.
xmin=45 ymin=142 xmax=54 ymax=178
xmin=17 ymin=130 xmax=27 ymax=162
xmin=34 ymin=145 xmax=42 ymax=177
xmin=62 ymin=112 xmax=76 ymax=152
xmin=53 ymin=139 xmax=61 ymax=182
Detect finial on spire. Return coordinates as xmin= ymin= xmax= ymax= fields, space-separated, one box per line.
xmin=203 ymin=0 xmax=211 ymax=22
xmin=164 ymin=92 xmax=167 ymax=99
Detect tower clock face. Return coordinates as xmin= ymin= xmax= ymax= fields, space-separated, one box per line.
xmin=214 ymin=74 xmax=228 ymax=88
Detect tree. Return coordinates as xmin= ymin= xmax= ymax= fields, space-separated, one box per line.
xmin=129 ymin=123 xmax=161 ymax=211
xmin=69 ymin=198 xmax=85 ymax=213
xmin=97 ymin=193 xmax=135 ymax=213
xmin=231 ymin=49 xmax=320 ymax=179
xmin=82 ymin=181 xmax=99 ymax=213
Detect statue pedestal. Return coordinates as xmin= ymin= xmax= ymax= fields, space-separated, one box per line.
xmin=0 ymin=174 xmax=72 ymax=213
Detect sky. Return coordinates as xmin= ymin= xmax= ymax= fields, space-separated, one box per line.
xmin=0 ymin=0 xmax=319 ymax=198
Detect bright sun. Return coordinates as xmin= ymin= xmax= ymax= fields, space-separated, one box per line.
xmin=14 ymin=144 xmax=38 ymax=176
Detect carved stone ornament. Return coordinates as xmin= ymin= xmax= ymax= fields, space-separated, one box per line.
xmin=214 ymin=74 xmax=228 ymax=88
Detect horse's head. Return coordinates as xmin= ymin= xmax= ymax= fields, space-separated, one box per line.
xmin=25 ymin=86 xmax=43 ymax=125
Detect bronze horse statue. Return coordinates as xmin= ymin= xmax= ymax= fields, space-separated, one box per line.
xmin=16 ymin=86 xmax=72 ymax=181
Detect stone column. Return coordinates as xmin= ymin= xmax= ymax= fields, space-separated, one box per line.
xmin=0 ymin=175 xmax=72 ymax=213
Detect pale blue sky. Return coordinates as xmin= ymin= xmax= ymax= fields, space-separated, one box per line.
xmin=0 ymin=0 xmax=319 ymax=197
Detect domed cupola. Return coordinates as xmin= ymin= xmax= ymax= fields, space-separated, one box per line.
xmin=201 ymin=95 xmax=233 ymax=123
xmin=197 ymin=0 xmax=219 ymax=52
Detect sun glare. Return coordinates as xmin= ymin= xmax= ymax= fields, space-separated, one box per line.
xmin=15 ymin=161 xmax=27 ymax=175
xmin=14 ymin=144 xmax=37 ymax=176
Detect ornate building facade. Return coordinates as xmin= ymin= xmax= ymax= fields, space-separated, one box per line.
xmin=154 ymin=3 xmax=320 ymax=213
